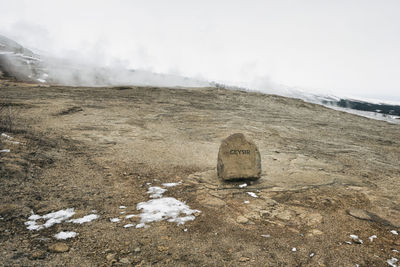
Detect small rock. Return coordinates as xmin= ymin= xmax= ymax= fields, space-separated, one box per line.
xmin=134 ymin=247 xmax=141 ymax=253
xmin=106 ymin=253 xmax=116 ymax=261
xmin=157 ymin=245 xmax=168 ymax=252
xmin=239 ymin=257 xmax=250 ymax=262
xmin=236 ymin=216 xmax=249 ymax=224
xmin=306 ymin=229 xmax=324 ymax=237
xmin=119 ymin=257 xmax=130 ymax=264
xmin=48 ymin=243 xmax=69 ymax=253
xmin=29 ymin=250 xmax=46 ymax=260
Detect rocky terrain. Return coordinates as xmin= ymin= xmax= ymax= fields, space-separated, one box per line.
xmin=0 ymin=80 xmax=399 ymax=266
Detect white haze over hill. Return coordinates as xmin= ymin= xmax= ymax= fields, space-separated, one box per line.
xmin=1 ymin=0 xmax=400 ymax=102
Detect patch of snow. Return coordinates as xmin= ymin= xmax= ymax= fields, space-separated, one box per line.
xmin=387 ymin=257 xmax=398 ymax=267
xmin=91 ymin=210 xmax=97 ymax=213
xmin=54 ymin=231 xmax=78 ymax=240
xmin=68 ymin=214 xmax=99 ymax=224
xmin=247 ymin=192 xmax=258 ymax=198
xmin=25 ymin=209 xmax=75 ymax=231
xmin=123 ymin=224 xmax=135 ymax=228
xmin=162 ymin=182 xmax=182 ymax=187
xmin=292 ymin=247 xmax=297 ymax=252
xmin=369 ymin=235 xmax=377 ymax=242
xmin=244 ymin=200 xmax=250 ymax=204
xmin=393 ymin=250 xmax=399 ymax=253
xmin=261 ymin=234 xmax=270 ymax=238
xmin=350 ymin=234 xmax=363 ymax=243
xmin=125 ymin=214 xmax=136 ymax=219
xmin=310 ymin=253 xmax=315 ymax=257
xmin=0 ymin=149 xmax=10 ymax=153
xmin=120 ymin=211 xmax=125 ymax=214
xmin=345 ymin=241 xmax=352 ymax=245
xmin=1 ymin=133 xmax=12 ymax=139
xmin=136 ymin=197 xmax=200 ymax=228
xmin=147 ymin=186 xmax=167 ymax=198
xmin=239 ymin=183 xmax=247 ymax=188
xmin=37 ymin=78 xmax=46 ymax=83
xmin=110 ymin=218 xmax=121 ymax=223
xmin=184 ymin=228 xmax=188 ymax=232
xmin=391 ymin=230 xmax=398 ymax=235
xmin=119 ymin=206 xmax=126 ymax=209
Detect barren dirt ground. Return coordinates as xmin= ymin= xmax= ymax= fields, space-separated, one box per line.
xmin=1 ymin=82 xmax=400 ymax=266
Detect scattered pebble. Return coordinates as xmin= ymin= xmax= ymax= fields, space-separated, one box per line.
xmin=123 ymin=224 xmax=134 ymax=228
xmin=261 ymin=234 xmax=270 ymax=238
xmin=391 ymin=230 xmax=398 ymax=235
xmin=184 ymin=228 xmax=188 ymax=232
xmin=244 ymin=200 xmax=250 ymax=204
xmin=120 ymin=258 xmax=130 ymax=264
xmin=292 ymin=247 xmax=297 ymax=252
xmin=345 ymin=241 xmax=352 ymax=245
xmin=239 ymin=257 xmax=250 ymax=262
xmin=110 ymin=218 xmax=121 ymax=223
xmin=120 ymin=211 xmax=125 ymax=214
xmin=119 ymin=206 xmax=126 ymax=209
xmin=369 ymin=235 xmax=377 ymax=242
xmin=239 ymin=183 xmax=247 ymax=188
xmin=48 ymin=242 xmax=69 ymax=253
xmin=310 ymin=253 xmax=315 ymax=257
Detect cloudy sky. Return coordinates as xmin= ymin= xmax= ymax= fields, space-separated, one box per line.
xmin=1 ymin=0 xmax=400 ymax=101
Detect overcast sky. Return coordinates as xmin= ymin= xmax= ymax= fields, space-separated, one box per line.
xmin=1 ymin=0 xmax=400 ymax=101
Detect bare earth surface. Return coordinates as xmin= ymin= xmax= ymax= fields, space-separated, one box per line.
xmin=0 ymin=81 xmax=399 ymax=266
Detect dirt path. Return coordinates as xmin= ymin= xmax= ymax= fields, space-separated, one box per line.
xmin=1 ymin=83 xmax=399 ymax=266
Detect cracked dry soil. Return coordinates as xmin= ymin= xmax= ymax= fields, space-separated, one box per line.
xmin=0 ymin=83 xmax=399 ymax=266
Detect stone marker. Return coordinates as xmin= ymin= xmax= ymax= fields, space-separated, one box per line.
xmin=217 ymin=133 xmax=261 ymax=180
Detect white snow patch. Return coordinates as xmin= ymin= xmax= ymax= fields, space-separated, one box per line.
xmin=120 ymin=211 xmax=125 ymax=214
xmin=1 ymin=133 xmax=12 ymax=139
xmin=369 ymin=235 xmax=377 ymax=242
xmin=25 ymin=209 xmax=75 ymax=231
xmin=54 ymin=231 xmax=78 ymax=240
xmin=123 ymin=224 xmax=135 ymax=228
xmin=310 ymin=253 xmax=315 ymax=257
xmin=393 ymin=250 xmax=399 ymax=253
xmin=244 ymin=200 xmax=250 ymax=204
xmin=110 ymin=218 xmax=121 ymax=223
xmin=247 ymin=192 xmax=258 ymax=198
xmin=292 ymin=247 xmax=297 ymax=252
xmin=345 ymin=241 xmax=352 ymax=245
xmin=387 ymin=257 xmax=398 ymax=267
xmin=350 ymin=234 xmax=363 ymax=243
xmin=37 ymin=78 xmax=46 ymax=83
xmin=239 ymin=183 xmax=247 ymax=188
xmin=0 ymin=149 xmax=10 ymax=153
xmin=147 ymin=186 xmax=167 ymax=198
xmin=125 ymin=214 xmax=136 ymax=219
xmin=184 ymin=228 xmax=188 ymax=232
xmin=136 ymin=197 xmax=200 ymax=228
xmin=162 ymin=182 xmax=182 ymax=187
xmin=119 ymin=206 xmax=126 ymax=209
xmin=261 ymin=234 xmax=270 ymax=238
xmin=391 ymin=230 xmax=399 ymax=235
xmin=68 ymin=214 xmax=99 ymax=224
